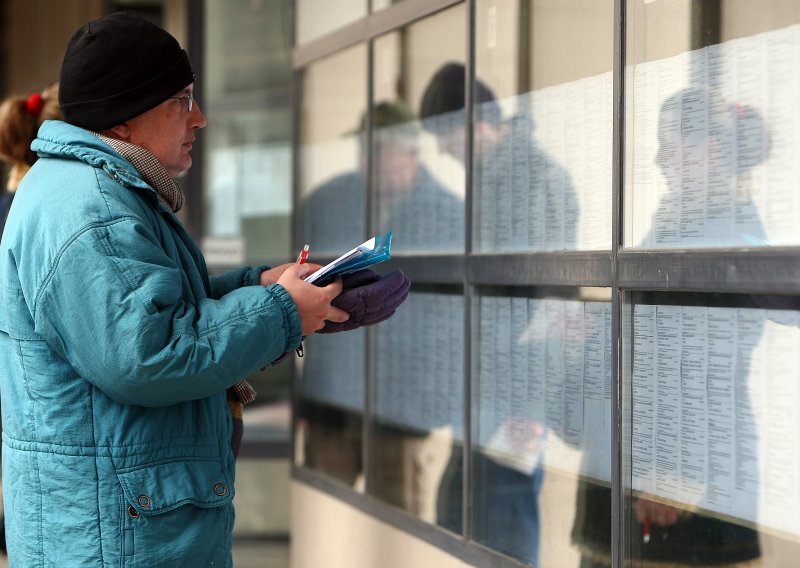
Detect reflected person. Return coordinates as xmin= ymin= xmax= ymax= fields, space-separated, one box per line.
xmin=300 ymin=100 xmax=463 ymax=251
xmin=419 ymin=62 xmax=580 ymax=253
xmin=298 ymin=101 xmax=460 ymax=488
xmin=420 ymin=62 xmax=583 ymax=566
xmin=572 ymin=87 xmax=767 ymax=568
xmin=646 ymin=88 xmax=769 ymax=248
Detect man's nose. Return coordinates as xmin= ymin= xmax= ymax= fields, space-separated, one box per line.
xmin=191 ymin=101 xmax=207 ymax=129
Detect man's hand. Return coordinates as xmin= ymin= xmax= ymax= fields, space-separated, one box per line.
xmin=259 ymin=262 xmax=324 ymax=287
xmin=275 ymin=264 xmax=349 ymax=335
xmin=632 ymin=499 xmax=689 ymax=527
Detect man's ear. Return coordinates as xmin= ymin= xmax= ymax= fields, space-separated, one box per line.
xmin=103 ymin=123 xmax=131 ymax=141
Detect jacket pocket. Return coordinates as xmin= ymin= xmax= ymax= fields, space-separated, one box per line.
xmin=117 ymin=458 xmax=234 ymax=515
xmin=116 ymin=458 xmax=234 ymax=566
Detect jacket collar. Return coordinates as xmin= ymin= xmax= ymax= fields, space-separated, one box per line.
xmin=32 ymin=120 xmax=156 ymax=196
xmin=93 ymin=133 xmax=185 ymax=213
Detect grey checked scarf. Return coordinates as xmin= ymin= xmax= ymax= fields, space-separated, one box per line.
xmin=95 ymin=133 xmax=185 ymax=212
xmin=95 ymin=133 xmax=257 ymax=407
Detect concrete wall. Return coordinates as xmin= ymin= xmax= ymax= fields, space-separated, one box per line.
xmin=290 ymin=481 xmax=474 ymax=568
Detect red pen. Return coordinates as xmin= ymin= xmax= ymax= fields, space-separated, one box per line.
xmin=297 ymin=244 xmax=309 ymax=264
xmin=642 ymin=516 xmax=651 ymax=544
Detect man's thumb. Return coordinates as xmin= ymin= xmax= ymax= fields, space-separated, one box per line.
xmin=294 ymin=263 xmax=311 ymax=278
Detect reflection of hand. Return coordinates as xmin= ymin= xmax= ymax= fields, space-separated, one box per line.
xmin=497 ymin=419 xmax=546 ymax=456
xmin=511 ymin=419 xmax=546 ymax=451
xmin=484 ymin=419 xmax=545 ymax=475
xmin=632 ymin=499 xmax=690 ymax=527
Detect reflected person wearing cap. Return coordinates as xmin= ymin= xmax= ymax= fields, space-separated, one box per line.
xmin=0 ymin=12 xmax=354 ymax=566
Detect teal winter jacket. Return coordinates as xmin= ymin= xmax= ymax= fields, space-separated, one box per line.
xmin=0 ymin=120 xmax=302 ymax=566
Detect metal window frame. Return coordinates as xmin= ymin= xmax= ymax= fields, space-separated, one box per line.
xmin=292 ymin=0 xmax=464 ymax=67
xmin=289 ymin=0 xmax=800 ymax=566
xmin=184 ymin=0 xmax=206 ymax=241
xmin=462 ymin=0 xmax=476 ymax=542
xmin=611 ymin=0 xmax=626 ymax=564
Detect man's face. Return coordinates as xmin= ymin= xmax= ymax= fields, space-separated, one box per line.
xmin=435 ymin=121 xmax=500 ymax=166
xmin=377 ymin=140 xmax=419 ymax=195
xmin=436 ymin=124 xmax=466 ymax=165
xmin=123 ymin=85 xmax=206 ymax=177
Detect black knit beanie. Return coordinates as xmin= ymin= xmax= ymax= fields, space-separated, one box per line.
xmin=59 ymin=12 xmax=195 ymax=131
xmin=419 ymin=62 xmax=500 ymax=130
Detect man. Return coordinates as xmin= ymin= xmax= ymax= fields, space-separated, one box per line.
xmin=298 ymin=102 xmax=463 ymax=505
xmin=371 ymin=101 xmax=464 ymax=252
xmin=0 ymin=12 xmax=351 ymax=565
xmin=419 ymin=63 xmax=557 ymax=566
xmin=301 ymin=100 xmax=464 ymax=254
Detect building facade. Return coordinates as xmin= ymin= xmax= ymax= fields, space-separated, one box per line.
xmin=291 ymin=1 xmax=800 ymax=567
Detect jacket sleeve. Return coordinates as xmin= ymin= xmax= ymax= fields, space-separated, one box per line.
xmin=209 ymin=265 xmax=270 ymax=299
xmin=32 ymin=217 xmax=302 ymax=407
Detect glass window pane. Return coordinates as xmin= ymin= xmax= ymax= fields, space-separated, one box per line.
xmin=297 ymin=45 xmax=368 ymax=255
xmin=202 ymin=0 xmax=292 ymax=267
xmin=625 ymin=1 xmax=800 ymax=249
xmin=473 ymin=0 xmax=614 ymax=252
xmin=374 ymin=6 xmax=467 ymax=253
xmin=371 ymin=287 xmax=465 ymax=529
xmin=295 ymin=0 xmax=367 ymax=45
xmin=204 ymin=109 xmax=292 ymax=260
xmin=472 ymin=287 xmax=612 ymax=565
xmin=625 ymin=292 xmax=800 ymax=566
xmin=205 ymin=0 xmax=291 ymax=98
xmin=295 ymin=330 xmax=366 ymax=488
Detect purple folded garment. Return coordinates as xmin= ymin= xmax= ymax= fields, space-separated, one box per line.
xmin=319 ymin=269 xmax=411 ymax=333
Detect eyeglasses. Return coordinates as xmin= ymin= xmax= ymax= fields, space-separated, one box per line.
xmin=169 ymin=92 xmax=193 ymax=113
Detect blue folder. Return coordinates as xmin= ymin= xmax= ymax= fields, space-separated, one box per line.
xmin=305 ymin=231 xmax=393 ymax=286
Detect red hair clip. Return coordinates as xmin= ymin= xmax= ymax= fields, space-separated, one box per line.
xmin=25 ymin=92 xmax=44 ymax=118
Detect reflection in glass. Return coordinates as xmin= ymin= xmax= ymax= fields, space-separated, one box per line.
xmin=204 ymin=110 xmax=292 ymax=258
xmin=373 ymin=8 xmax=466 ymax=253
xmin=295 ymin=330 xmax=365 ymax=488
xmin=626 ymin=294 xmax=800 ymax=566
xmin=373 ymin=102 xmax=465 ymax=253
xmin=204 ymin=0 xmax=291 ymax=98
xmin=627 ymin=23 xmax=800 ymax=248
xmin=471 ymin=289 xmax=612 ymax=566
xmin=371 ymin=290 xmax=464 ymax=528
xmin=202 ymin=0 xmax=293 ymax=263
xmin=472 ymin=0 xmax=614 ymax=253
xmin=472 ymin=84 xmax=615 ymax=252
xmin=297 ymin=45 xmax=368 ymax=255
